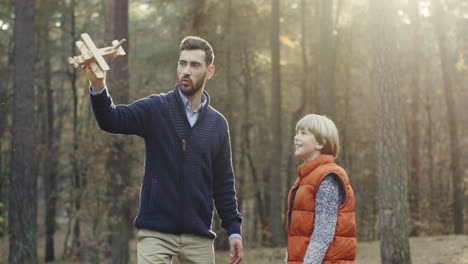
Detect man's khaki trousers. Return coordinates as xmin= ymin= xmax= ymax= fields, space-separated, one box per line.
xmin=137 ymin=229 xmax=215 ymax=264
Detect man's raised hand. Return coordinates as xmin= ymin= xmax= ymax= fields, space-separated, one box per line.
xmin=86 ymin=65 xmax=106 ymax=91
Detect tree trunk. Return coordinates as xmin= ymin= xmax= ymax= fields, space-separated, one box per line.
xmin=67 ymin=0 xmax=83 ymax=257
xmin=38 ymin=2 xmax=59 ymax=261
xmin=431 ymin=0 xmax=464 ymax=234
xmin=269 ymin=0 xmax=285 ymax=247
xmin=0 ymin=2 xmax=13 ymax=238
xmin=191 ymin=0 xmax=206 ymax=35
xmin=225 ymin=0 xmax=236 ymax=167
xmin=407 ymin=0 xmax=422 ymax=228
xmin=241 ymin=40 xmax=264 ymax=248
xmin=9 ymin=0 xmax=37 ymax=263
xmin=424 ymin=80 xmax=436 ymax=217
xmin=369 ymin=0 xmax=412 ymax=263
xmin=286 ymin=0 xmax=309 ymax=202
xmin=104 ymin=1 xmax=132 ymax=263
xmin=318 ymin=0 xmax=336 ymax=118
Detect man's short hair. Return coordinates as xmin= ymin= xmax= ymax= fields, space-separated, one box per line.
xmin=180 ymin=36 xmax=215 ymax=66
xmin=296 ymin=114 xmax=340 ymax=158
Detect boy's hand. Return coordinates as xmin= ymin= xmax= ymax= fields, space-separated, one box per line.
xmin=229 ymin=237 xmax=243 ymax=264
xmin=86 ymin=65 xmax=106 ymax=91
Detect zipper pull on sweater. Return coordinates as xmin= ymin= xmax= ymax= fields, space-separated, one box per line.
xmin=182 ymin=139 xmax=186 ymax=152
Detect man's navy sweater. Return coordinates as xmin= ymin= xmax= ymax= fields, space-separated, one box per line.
xmin=90 ymin=85 xmax=242 ymax=238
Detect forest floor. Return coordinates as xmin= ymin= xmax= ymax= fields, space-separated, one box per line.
xmin=215 ymin=235 xmax=468 ymax=264
xmin=0 ymin=234 xmax=466 ymax=263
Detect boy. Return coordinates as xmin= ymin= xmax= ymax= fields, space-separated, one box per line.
xmin=285 ymin=114 xmax=356 ymax=264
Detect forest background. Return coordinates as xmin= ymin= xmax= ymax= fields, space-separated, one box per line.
xmin=0 ymin=0 xmax=467 ymax=263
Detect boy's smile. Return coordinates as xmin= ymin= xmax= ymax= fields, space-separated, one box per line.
xmin=294 ymin=128 xmax=323 ymax=162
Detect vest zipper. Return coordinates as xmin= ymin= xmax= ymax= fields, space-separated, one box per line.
xmin=288 ymin=185 xmax=300 ymax=231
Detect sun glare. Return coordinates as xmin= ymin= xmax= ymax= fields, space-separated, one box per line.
xmin=419 ymin=1 xmax=431 ymax=17
xmin=1 ymin=23 xmax=9 ymax=31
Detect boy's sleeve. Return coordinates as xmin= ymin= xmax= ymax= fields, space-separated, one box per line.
xmin=212 ymin=120 xmax=242 ymax=237
xmin=303 ymin=175 xmax=341 ymax=264
xmin=90 ymin=86 xmax=157 ymax=137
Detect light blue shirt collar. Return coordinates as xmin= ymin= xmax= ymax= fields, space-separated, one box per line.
xmin=178 ymin=88 xmax=207 ymax=113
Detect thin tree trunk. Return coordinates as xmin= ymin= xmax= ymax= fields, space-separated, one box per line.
xmin=191 ymin=0 xmax=206 ymax=35
xmin=36 ymin=2 xmax=60 ymax=261
xmin=286 ymin=0 xmax=309 ymax=203
xmin=0 ymin=2 xmax=13 ymax=239
xmin=0 ymin=155 xmax=4 ymax=239
xmin=339 ymin=34 xmax=353 ymax=172
xmin=225 ymin=0 xmax=239 ymax=208
xmin=9 ymin=0 xmax=37 ymax=263
xmin=104 ymin=1 xmax=132 ymax=263
xmin=42 ymin=7 xmax=58 ymax=261
xmin=407 ymin=0 xmax=422 ymax=226
xmin=0 ymin=67 xmax=8 ymax=238
xmin=225 ymin=0 xmax=233 ymax=142
xmin=237 ymin=39 xmax=268 ymax=246
xmin=431 ymin=0 xmax=464 ymax=234
xmin=305 ymin=1 xmax=320 ymax=114
xmin=68 ymin=0 xmax=83 ymax=257
xmin=269 ymin=0 xmax=285 ymax=247
xmin=318 ymin=0 xmax=336 ymax=118
xmin=369 ymin=0 xmax=412 ymax=262
xmin=425 ymin=81 xmax=435 ymax=214
xmin=240 ymin=40 xmax=262 ymax=247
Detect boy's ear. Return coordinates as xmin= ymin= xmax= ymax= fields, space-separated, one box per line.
xmin=316 ymin=144 xmax=324 ymax=150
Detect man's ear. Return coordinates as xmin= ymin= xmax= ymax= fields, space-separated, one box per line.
xmin=207 ymin=65 xmax=215 ymax=79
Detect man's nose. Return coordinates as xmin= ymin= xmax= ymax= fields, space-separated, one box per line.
xmin=182 ymin=66 xmax=191 ymax=75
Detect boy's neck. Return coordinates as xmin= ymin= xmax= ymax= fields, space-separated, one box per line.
xmin=304 ymin=152 xmax=321 ymax=163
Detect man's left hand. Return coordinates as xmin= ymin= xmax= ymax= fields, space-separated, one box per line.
xmin=229 ymin=237 xmax=243 ymax=264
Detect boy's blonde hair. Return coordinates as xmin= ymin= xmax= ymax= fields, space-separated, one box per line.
xmin=296 ymin=114 xmax=340 ymax=158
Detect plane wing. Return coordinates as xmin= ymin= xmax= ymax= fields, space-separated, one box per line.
xmin=81 ymin=33 xmax=110 ymax=71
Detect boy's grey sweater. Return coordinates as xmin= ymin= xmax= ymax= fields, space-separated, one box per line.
xmin=303 ymin=174 xmax=345 ymax=263
xmin=286 ymin=174 xmax=345 ymax=264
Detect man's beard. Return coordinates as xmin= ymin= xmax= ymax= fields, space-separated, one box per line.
xmin=178 ymin=72 xmax=207 ymax=97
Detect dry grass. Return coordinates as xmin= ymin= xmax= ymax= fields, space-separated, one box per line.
xmin=1 ymin=234 xmax=466 ymax=263
xmin=217 ymin=235 xmax=468 ymax=264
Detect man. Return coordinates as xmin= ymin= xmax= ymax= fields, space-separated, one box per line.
xmin=87 ymin=36 xmax=243 ymax=264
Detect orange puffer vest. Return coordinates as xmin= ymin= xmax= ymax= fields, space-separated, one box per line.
xmin=286 ymin=155 xmax=356 ymax=264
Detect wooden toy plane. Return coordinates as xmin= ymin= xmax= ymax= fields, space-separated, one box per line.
xmin=68 ymin=33 xmax=126 ymax=78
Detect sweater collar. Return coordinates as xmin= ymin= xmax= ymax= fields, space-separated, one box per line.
xmin=174 ymin=85 xmax=210 ymax=112
xmin=178 ymin=88 xmax=207 ymax=113
xmin=298 ymin=154 xmax=334 ymax=177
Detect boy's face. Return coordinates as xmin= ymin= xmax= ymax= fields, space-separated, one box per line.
xmin=294 ymin=128 xmax=323 ymax=162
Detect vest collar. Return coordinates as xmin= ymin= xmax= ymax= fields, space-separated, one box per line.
xmin=298 ymin=154 xmax=334 ymax=177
